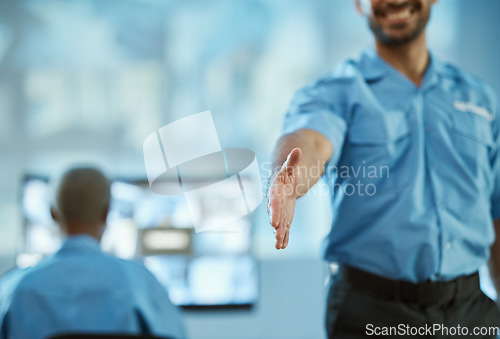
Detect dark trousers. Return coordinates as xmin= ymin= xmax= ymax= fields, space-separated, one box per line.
xmin=326 ymin=267 xmax=500 ymax=338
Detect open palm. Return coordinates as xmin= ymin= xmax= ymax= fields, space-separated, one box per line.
xmin=267 ymin=148 xmax=302 ymax=249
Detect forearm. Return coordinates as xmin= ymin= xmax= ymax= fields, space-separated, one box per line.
xmin=270 ymin=129 xmax=333 ymax=197
xmin=488 ymin=219 xmax=500 ymax=296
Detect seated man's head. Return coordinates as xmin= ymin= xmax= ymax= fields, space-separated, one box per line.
xmin=51 ymin=167 xmax=110 ymax=241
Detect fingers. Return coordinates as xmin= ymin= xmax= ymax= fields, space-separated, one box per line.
xmin=283 ymin=228 xmax=290 ymax=248
xmin=275 ymin=224 xmax=286 ymax=249
xmin=268 ymin=198 xmax=280 ymax=228
xmin=274 ymin=222 xmax=290 ymax=250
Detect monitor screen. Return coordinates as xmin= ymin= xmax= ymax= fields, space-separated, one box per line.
xmin=19 ymin=175 xmax=258 ymax=308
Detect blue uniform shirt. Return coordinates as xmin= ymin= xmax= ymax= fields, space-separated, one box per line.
xmin=283 ymin=46 xmax=500 ymax=283
xmin=0 ymin=235 xmax=186 ymax=339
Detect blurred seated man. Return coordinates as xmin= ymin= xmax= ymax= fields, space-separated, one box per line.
xmin=0 ymin=167 xmax=186 ymax=339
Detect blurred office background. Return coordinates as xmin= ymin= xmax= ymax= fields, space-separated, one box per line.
xmin=1 ymin=0 xmax=500 ymax=338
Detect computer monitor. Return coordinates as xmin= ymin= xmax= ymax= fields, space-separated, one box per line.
xmin=19 ymin=175 xmax=259 ymax=309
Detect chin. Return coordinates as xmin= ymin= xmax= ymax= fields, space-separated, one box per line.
xmin=385 ymin=31 xmax=417 ymax=43
xmin=371 ymin=23 xmax=425 ymax=46
xmin=369 ymin=10 xmax=429 ymax=46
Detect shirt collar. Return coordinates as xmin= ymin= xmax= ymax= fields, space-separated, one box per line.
xmin=57 ymin=234 xmax=102 ymax=254
xmin=358 ymin=45 xmax=389 ymax=81
xmin=358 ymin=45 xmax=454 ymax=84
xmin=427 ymin=53 xmax=455 ymax=79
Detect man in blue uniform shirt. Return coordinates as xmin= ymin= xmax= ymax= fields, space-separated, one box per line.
xmin=267 ymin=0 xmax=500 ymax=337
xmin=0 ymin=167 xmax=186 ymax=339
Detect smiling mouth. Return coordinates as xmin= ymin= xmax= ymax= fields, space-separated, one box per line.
xmin=375 ymin=3 xmax=418 ymax=23
xmin=386 ymin=8 xmax=414 ymax=20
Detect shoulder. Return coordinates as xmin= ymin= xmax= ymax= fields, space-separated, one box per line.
xmin=5 ymin=259 xmax=55 ymax=293
xmin=0 ymin=267 xmax=29 ymax=298
xmin=439 ymin=62 xmax=497 ymax=103
xmin=432 ymin=57 xmax=498 ymax=120
xmin=0 ymin=266 xmax=38 ymax=319
xmin=291 ymin=59 xmax=360 ymax=108
xmin=118 ymin=258 xmax=150 ymax=274
xmin=117 ymin=259 xmax=161 ymax=287
xmin=440 ymin=62 xmax=482 ymax=85
xmin=12 ymin=252 xmax=140 ymax=291
xmin=305 ymin=59 xmax=360 ymax=90
xmin=437 ymin=63 xmax=500 ymax=136
xmin=6 ymin=256 xmax=163 ymax=307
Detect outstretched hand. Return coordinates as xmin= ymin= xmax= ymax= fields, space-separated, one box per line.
xmin=267 ymin=147 xmax=302 ymax=250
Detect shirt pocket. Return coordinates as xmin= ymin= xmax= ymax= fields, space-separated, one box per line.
xmin=452 ymin=110 xmax=493 ymax=177
xmin=345 ymin=109 xmax=411 ymax=190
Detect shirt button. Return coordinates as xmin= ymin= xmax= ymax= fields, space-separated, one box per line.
xmin=444 ymin=241 xmax=452 ymax=250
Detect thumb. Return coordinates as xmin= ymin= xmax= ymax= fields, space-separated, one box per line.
xmin=285 ymin=147 xmax=302 ymax=169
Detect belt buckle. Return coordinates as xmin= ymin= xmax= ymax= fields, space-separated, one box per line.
xmin=329 ymin=262 xmax=340 ymax=275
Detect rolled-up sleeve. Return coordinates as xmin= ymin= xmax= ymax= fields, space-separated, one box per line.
xmin=282 ymin=80 xmax=348 ymax=167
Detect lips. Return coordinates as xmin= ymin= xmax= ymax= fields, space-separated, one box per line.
xmin=374 ymin=2 xmax=420 ymax=24
xmin=386 ymin=8 xmax=413 ymax=20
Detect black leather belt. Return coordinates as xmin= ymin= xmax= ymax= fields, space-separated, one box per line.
xmin=342 ymin=265 xmax=480 ymax=306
